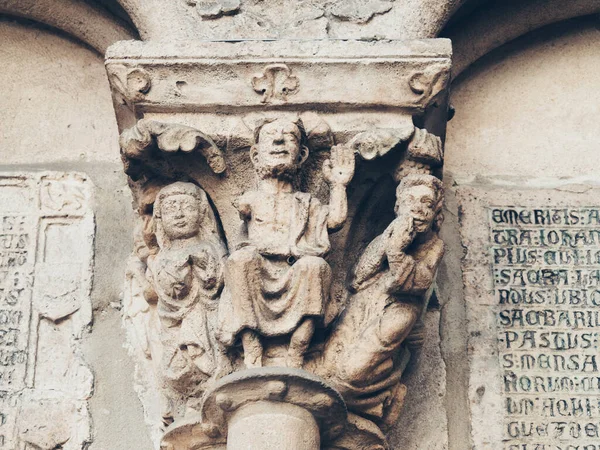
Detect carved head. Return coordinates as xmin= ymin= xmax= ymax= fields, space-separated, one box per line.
xmin=395 ymin=174 xmax=444 ymax=233
xmin=250 ymin=118 xmax=309 ymax=179
xmin=153 ymin=182 xmax=220 ymax=249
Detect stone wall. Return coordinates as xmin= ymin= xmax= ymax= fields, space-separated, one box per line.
xmin=0 ymin=17 xmax=152 ymax=449
xmin=441 ymin=15 xmax=600 ymax=450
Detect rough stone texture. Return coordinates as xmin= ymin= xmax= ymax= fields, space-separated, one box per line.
xmin=389 ymin=309 xmax=448 ymax=450
xmin=111 ymin=38 xmax=450 ymax=449
xmin=458 ymin=185 xmax=600 ymax=449
xmin=440 ymin=17 xmax=600 ymax=450
xmin=0 ymin=172 xmax=93 ymax=449
xmin=116 ymin=0 xmax=466 ymax=41
xmin=444 ymin=0 xmax=600 ymax=78
xmin=3 ymin=2 xmax=598 ymax=450
xmin=0 ymin=0 xmax=135 ymax=54
xmin=445 ymin=17 xmax=600 ymax=181
xmin=0 ymin=18 xmax=153 ymax=450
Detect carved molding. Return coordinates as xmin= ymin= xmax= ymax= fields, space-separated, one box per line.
xmin=106 ymin=39 xmax=451 ymax=111
xmin=106 ymin=64 xmax=152 ymax=106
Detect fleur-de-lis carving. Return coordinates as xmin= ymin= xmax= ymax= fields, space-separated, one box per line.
xmin=251 ymin=64 xmax=299 ymax=103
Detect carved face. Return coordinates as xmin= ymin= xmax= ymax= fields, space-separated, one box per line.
xmin=397 ymin=185 xmax=437 ymax=233
xmin=160 ymin=194 xmax=202 ymax=240
xmin=251 ymin=119 xmax=307 ymax=177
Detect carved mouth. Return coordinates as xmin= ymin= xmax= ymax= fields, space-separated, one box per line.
xmin=269 ymin=150 xmax=289 ymax=156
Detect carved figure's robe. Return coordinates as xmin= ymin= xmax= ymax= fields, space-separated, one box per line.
xmin=219 ymin=191 xmax=332 ymax=344
xmin=323 ymin=228 xmax=444 ymax=426
xmin=148 ymin=240 xmax=224 ymax=394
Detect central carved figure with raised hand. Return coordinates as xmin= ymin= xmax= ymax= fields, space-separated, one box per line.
xmin=219 ymin=118 xmax=355 ymax=369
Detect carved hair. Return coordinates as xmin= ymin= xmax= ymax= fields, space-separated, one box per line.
xmin=152 ymin=182 xmax=224 ymax=250
xmin=395 ymin=174 xmax=444 ymax=232
xmin=253 ymin=117 xmax=308 ymax=148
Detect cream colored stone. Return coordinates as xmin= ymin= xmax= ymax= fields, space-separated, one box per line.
xmin=228 ymin=402 xmax=320 ymax=450
xmin=0 ymin=172 xmax=94 ymax=449
xmin=445 ymin=21 xmax=600 ymax=181
xmin=0 ymin=0 xmax=135 ymax=54
xmin=0 ymin=19 xmax=121 ymax=165
xmin=3 ymin=2 xmax=600 ymax=450
xmin=218 ymin=118 xmax=354 ymax=370
xmin=458 ymin=185 xmax=600 ymax=449
xmin=115 ymin=0 xmax=465 ymax=41
xmin=113 ymin=37 xmax=450 ymax=449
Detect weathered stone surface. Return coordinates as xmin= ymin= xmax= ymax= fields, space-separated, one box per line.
xmin=114 ymin=0 xmax=466 ymax=42
xmin=0 ymin=172 xmax=94 ymax=449
xmin=459 ymin=185 xmax=600 ymax=449
xmin=389 ymin=309 xmax=448 ymax=450
xmin=0 ymin=19 xmax=122 ymax=165
xmin=445 ymin=19 xmax=600 ymax=183
xmin=112 ymin=37 xmax=451 ymax=448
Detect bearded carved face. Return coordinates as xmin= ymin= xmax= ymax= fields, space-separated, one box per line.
xmin=396 ymin=185 xmax=437 ymax=233
xmin=251 ymin=119 xmax=307 ymax=178
xmin=160 ymin=194 xmax=202 ymax=240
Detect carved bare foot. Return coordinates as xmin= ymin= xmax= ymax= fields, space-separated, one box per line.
xmin=241 ymin=330 xmax=263 ymax=369
xmin=286 ymin=318 xmax=315 ymax=369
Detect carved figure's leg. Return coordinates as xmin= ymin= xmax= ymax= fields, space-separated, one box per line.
xmin=377 ymin=302 xmax=420 ymax=347
xmin=241 ymin=329 xmax=263 ymax=368
xmin=287 ymin=317 xmax=315 ymax=368
xmin=339 ymin=301 xmax=419 ymax=385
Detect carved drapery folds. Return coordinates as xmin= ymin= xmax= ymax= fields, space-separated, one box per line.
xmin=109 ymin=39 xmax=451 ymax=450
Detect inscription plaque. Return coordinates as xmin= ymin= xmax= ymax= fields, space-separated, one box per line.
xmin=459 ymin=187 xmax=600 ymax=450
xmin=0 ymin=173 xmax=94 ymax=449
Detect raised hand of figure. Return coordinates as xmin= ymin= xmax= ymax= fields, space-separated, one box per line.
xmin=386 ymin=213 xmax=417 ymax=255
xmin=323 ymin=144 xmax=355 ymax=186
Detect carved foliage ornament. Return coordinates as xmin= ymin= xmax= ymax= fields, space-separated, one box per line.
xmin=183 ymin=0 xmax=395 ymax=25
xmin=107 ymin=64 xmax=152 ymax=105
xmin=252 ymin=64 xmax=299 ymax=104
xmin=186 ymin=0 xmax=241 ymax=19
xmin=121 ymin=109 xmax=445 ymax=449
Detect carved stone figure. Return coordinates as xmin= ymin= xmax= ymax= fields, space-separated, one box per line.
xmin=322 ymin=173 xmax=445 ymax=430
xmin=146 ymin=182 xmax=228 ymax=421
xmin=218 ymin=118 xmax=355 ymax=369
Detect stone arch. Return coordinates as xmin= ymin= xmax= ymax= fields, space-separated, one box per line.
xmin=0 ymin=0 xmax=137 ymax=54
xmin=441 ymin=0 xmax=600 ymax=78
